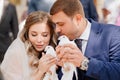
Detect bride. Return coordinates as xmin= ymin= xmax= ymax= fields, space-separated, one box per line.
xmin=0 ymin=11 xmax=58 ymax=80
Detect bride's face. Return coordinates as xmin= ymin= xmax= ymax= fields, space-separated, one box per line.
xmin=28 ymin=22 xmax=51 ymax=52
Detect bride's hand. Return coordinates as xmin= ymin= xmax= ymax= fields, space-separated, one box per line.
xmin=38 ymin=52 xmax=57 ymax=74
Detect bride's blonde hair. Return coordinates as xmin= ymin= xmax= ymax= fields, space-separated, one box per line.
xmin=20 ymin=11 xmax=57 ymax=71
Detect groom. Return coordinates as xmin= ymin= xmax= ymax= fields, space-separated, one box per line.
xmin=50 ymin=0 xmax=120 ymax=80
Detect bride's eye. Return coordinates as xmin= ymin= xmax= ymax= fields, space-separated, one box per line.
xmin=43 ymin=34 xmax=48 ymax=37
xmin=31 ymin=33 xmax=37 ymax=37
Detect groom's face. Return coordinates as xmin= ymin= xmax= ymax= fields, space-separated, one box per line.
xmin=51 ymin=11 xmax=80 ymax=40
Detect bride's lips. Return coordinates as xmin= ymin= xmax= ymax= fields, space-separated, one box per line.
xmin=36 ymin=45 xmax=43 ymax=48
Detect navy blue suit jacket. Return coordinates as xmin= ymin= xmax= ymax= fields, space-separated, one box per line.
xmin=85 ymin=19 xmax=120 ymax=80
xmin=57 ymin=19 xmax=120 ymax=80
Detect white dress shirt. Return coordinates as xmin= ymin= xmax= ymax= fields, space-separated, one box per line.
xmin=78 ymin=20 xmax=91 ymax=54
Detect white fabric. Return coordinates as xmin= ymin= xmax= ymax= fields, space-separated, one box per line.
xmin=0 ymin=0 xmax=4 ymax=22
xmin=0 ymin=20 xmax=59 ymax=80
xmin=0 ymin=16 xmax=32 ymax=79
xmin=0 ymin=37 xmax=31 ymax=80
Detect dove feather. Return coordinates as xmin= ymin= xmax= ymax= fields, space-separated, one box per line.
xmin=58 ymin=35 xmax=78 ymax=80
xmin=43 ymin=46 xmax=58 ymax=80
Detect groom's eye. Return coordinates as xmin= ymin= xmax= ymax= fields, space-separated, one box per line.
xmin=57 ymin=22 xmax=64 ymax=26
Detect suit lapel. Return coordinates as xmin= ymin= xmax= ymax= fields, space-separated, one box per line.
xmin=85 ymin=20 xmax=103 ymax=58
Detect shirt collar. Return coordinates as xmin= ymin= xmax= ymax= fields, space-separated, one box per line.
xmin=79 ymin=20 xmax=91 ymax=41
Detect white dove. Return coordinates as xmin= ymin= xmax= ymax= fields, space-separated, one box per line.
xmin=43 ymin=45 xmax=58 ymax=80
xmin=58 ymin=35 xmax=78 ymax=80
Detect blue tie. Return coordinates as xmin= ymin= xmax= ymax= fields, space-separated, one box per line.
xmin=75 ymin=39 xmax=85 ymax=80
xmin=74 ymin=39 xmax=90 ymax=80
xmin=75 ymin=39 xmax=82 ymax=51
